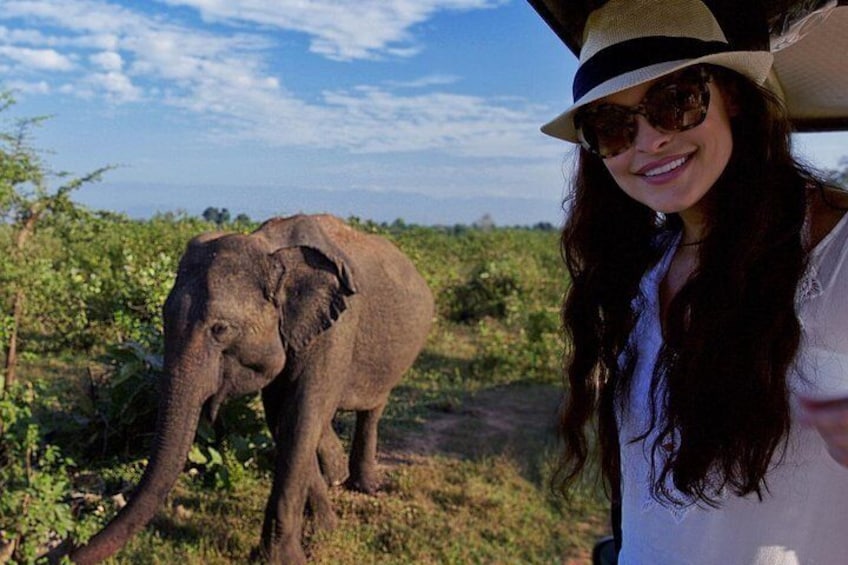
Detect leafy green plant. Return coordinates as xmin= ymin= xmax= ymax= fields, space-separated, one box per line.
xmin=0 ymin=383 xmax=74 ymax=564
xmin=469 ymin=309 xmax=563 ymax=384
xmin=446 ymin=259 xmax=525 ymax=323
xmin=188 ymin=402 xmax=274 ymax=490
xmin=76 ymin=338 xmax=273 ymax=488
xmin=188 ymin=436 xmax=229 ymax=489
xmin=78 ymin=341 xmax=163 ymax=459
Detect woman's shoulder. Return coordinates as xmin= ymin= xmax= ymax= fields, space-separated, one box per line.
xmin=808 ymin=185 xmax=848 ymax=250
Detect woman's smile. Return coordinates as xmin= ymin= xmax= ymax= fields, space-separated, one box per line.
xmin=637 ymin=152 xmax=695 ymax=184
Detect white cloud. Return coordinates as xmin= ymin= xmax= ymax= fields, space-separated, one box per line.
xmin=87 ymin=70 xmax=142 ymax=102
xmin=386 ymin=74 xmax=461 ymax=89
xmin=157 ymin=0 xmax=504 ymax=61
xmin=90 ymin=51 xmax=123 ymax=71
xmin=3 ymin=0 xmax=143 ymax=36
xmin=0 ymin=45 xmax=74 ymax=70
xmin=0 ymin=25 xmax=57 ymax=46
xmin=314 ymin=86 xmax=549 ymax=157
xmin=7 ymin=79 xmax=51 ymax=94
xmin=0 ymin=0 xmax=275 ymax=102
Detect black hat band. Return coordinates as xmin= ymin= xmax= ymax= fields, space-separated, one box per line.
xmin=573 ymin=36 xmax=733 ymax=100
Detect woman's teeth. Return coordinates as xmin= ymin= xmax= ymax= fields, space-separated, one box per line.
xmin=644 ymin=156 xmax=687 ymax=177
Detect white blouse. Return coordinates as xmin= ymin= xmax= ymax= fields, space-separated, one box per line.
xmin=617 ymin=211 xmax=848 ymax=565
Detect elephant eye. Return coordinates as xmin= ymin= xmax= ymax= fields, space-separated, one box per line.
xmin=210 ymin=322 xmax=230 ymax=340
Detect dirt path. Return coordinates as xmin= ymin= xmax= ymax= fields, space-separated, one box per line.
xmin=375 ymin=382 xmax=603 ymax=565
xmin=381 ymin=382 xmax=562 ymax=466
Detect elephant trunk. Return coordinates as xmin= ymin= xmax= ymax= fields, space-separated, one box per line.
xmin=71 ymin=367 xmax=213 ymax=565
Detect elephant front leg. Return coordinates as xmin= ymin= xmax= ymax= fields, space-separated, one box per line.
xmin=346 ymin=403 xmax=386 ymax=494
xmin=260 ymin=452 xmax=313 ymax=565
xmin=306 ymin=457 xmax=338 ymax=532
xmin=261 ymin=455 xmax=337 ymax=562
xmin=260 ymin=377 xmax=345 ymax=564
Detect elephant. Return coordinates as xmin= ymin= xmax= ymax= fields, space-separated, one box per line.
xmin=70 ymin=214 xmax=434 ymax=564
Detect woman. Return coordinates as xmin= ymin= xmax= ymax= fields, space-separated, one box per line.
xmin=543 ymin=0 xmax=848 ymax=562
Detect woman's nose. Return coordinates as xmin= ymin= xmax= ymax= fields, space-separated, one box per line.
xmin=632 ymin=114 xmax=673 ymax=153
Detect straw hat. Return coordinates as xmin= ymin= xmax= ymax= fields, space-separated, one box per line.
xmin=542 ymin=0 xmax=775 ymax=142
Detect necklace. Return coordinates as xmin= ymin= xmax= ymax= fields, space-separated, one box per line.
xmin=679 ymin=239 xmax=705 ymax=247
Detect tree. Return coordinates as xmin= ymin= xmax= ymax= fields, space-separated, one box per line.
xmin=201 ymin=206 xmax=231 ymax=227
xmin=532 ymin=221 xmax=556 ymax=232
xmin=0 ymin=91 xmax=110 ymax=390
xmin=201 ymin=206 xmax=219 ymax=223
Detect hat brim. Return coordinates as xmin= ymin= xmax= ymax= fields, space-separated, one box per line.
xmin=771 ymin=5 xmax=848 ymax=131
xmin=541 ymin=51 xmax=775 ymax=143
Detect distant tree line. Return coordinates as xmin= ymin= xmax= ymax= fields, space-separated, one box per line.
xmin=201 ymin=207 xmax=251 ymax=228
xmin=347 ymin=215 xmax=558 ymax=235
xmin=198 ymin=208 xmax=559 ymax=234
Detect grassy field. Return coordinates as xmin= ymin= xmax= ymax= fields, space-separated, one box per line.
xmin=4 ymin=222 xmax=609 ymax=564
xmin=12 ymin=318 xmax=608 ymax=564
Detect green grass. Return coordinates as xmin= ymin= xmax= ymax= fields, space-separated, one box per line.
xmin=89 ymin=456 xmax=606 ymax=564
xmin=310 ymin=457 xmax=605 ymax=564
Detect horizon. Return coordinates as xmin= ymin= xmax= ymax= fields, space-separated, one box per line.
xmin=2 ymin=0 xmax=847 ymax=226
xmin=74 ymin=180 xmax=568 ymax=227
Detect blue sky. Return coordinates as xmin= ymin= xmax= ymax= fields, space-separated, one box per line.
xmin=2 ymin=0 xmax=847 ymax=225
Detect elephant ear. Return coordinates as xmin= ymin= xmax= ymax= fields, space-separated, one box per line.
xmin=260 ymin=216 xmax=358 ymax=351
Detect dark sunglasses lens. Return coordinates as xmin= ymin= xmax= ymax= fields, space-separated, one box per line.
xmin=579 ymin=106 xmax=636 ymax=158
xmin=645 ymin=72 xmax=709 ymax=131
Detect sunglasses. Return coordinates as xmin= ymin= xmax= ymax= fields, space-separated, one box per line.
xmin=575 ymin=66 xmax=712 ymax=159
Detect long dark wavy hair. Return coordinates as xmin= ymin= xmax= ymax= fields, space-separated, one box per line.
xmin=556 ymin=64 xmax=818 ymax=506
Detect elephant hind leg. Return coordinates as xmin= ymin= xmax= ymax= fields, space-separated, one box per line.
xmin=346 ymin=403 xmax=386 ymax=494
xmin=307 ymin=456 xmax=339 ymax=531
xmin=318 ymin=419 xmax=349 ymax=487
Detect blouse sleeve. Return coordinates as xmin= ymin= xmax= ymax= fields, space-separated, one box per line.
xmin=795 ymin=212 xmax=848 ymax=399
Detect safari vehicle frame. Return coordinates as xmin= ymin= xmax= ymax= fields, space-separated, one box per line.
xmin=527 ymin=0 xmax=848 ymax=131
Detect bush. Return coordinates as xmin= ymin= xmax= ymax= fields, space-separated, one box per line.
xmin=82 ymin=341 xmax=163 ymax=459
xmin=71 ymin=338 xmax=273 ymax=488
xmin=0 ymin=383 xmax=74 ymax=564
xmin=469 ymin=310 xmax=563 ymax=385
xmin=1 ymin=210 xmax=205 ymax=355
xmin=446 ymin=259 xmax=525 ymax=323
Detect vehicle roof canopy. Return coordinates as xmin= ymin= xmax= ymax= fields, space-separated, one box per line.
xmin=527 ymin=0 xmax=848 ymax=131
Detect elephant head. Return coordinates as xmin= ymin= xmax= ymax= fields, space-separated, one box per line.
xmin=71 ymin=216 xmax=357 ymax=564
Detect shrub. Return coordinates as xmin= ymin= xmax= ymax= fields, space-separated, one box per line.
xmin=469 ymin=309 xmax=563 ymax=384
xmin=73 ymin=338 xmax=273 ymax=487
xmin=82 ymin=341 xmax=163 ymax=459
xmin=446 ymin=259 xmax=525 ymax=323
xmin=0 ymin=383 xmax=74 ymax=564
